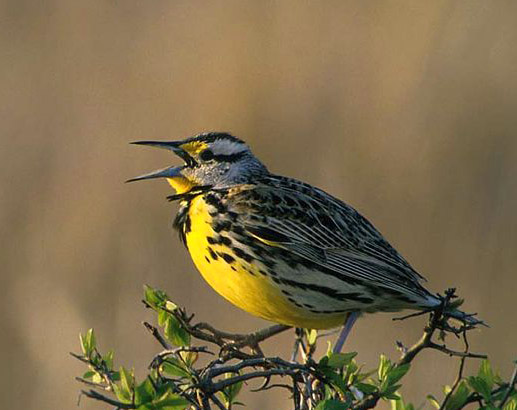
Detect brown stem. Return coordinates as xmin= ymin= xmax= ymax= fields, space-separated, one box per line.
xmin=439 ymin=356 xmax=466 ymax=410
xmin=500 ymin=361 xmax=517 ymax=408
xmin=81 ymin=389 xmax=134 ymax=409
xmin=143 ymin=321 xmax=172 ymax=349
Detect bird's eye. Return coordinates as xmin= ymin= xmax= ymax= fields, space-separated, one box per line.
xmin=199 ymin=149 xmax=214 ymax=161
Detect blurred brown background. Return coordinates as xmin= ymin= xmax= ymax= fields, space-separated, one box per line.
xmin=1 ymin=1 xmax=516 ymax=409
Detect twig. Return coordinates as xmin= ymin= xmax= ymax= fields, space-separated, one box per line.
xmin=77 ymin=288 xmax=488 ymax=410
xmin=143 ymin=321 xmax=171 ymax=349
xmin=293 ymin=380 xmax=301 ymax=410
xmin=352 ymin=393 xmax=381 ymax=410
xmin=428 ymin=342 xmax=487 ymax=359
xmin=143 ymin=300 xmax=290 ymax=358
xmin=439 ymin=357 xmax=466 ymax=410
xmin=75 ymin=377 xmax=110 ymax=390
xmin=206 ymin=357 xmax=310 ymax=378
xmin=253 ymin=382 xmax=293 ymax=392
xmin=211 ymin=369 xmax=300 ymax=392
xmin=151 ymin=346 xmax=212 ymax=368
xmin=354 ymin=290 xmax=485 ymax=410
xmin=392 ymin=309 xmax=432 ymax=321
xmin=70 ymin=351 xmax=89 ymax=364
xmin=500 ymin=361 xmax=517 ymax=408
xmin=201 ymin=393 xmax=212 ymax=410
xmin=291 ymin=328 xmax=303 ymax=362
xmin=209 ymin=393 xmax=227 ymax=410
xmin=81 ymin=389 xmax=134 ymax=409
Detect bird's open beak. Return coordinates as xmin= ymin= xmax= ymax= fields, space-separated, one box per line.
xmin=126 ymin=140 xmax=195 ymax=183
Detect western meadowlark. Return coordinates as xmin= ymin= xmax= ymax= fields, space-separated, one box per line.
xmin=129 ymin=132 xmax=477 ymax=350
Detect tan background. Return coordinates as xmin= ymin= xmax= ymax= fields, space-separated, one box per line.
xmin=1 ymin=1 xmax=516 ymax=409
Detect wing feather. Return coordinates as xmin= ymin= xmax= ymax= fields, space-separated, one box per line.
xmin=227 ymin=177 xmax=432 ymax=301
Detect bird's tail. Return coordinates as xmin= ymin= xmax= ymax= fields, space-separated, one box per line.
xmin=434 ymin=289 xmax=486 ymax=327
xmin=443 ymin=307 xmax=486 ymax=327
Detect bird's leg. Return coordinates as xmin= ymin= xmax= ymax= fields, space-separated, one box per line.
xmin=333 ymin=312 xmax=360 ymax=353
xmin=290 ymin=328 xmax=304 ymax=362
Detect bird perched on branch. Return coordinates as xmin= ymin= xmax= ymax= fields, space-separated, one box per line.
xmin=128 ymin=132 xmax=478 ymax=351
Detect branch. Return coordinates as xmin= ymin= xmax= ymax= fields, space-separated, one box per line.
xmin=211 ymin=369 xmax=300 ymax=392
xmin=76 ymin=287 xmax=490 ymax=410
xmin=81 ymin=389 xmax=134 ymax=409
xmin=428 ymin=342 xmax=486 ymax=360
xmin=500 ymin=361 xmax=517 ymax=408
xmin=143 ymin=321 xmax=172 ymax=349
xmin=143 ymin=300 xmax=290 ymax=358
xmin=353 ymin=289 xmax=486 ymax=410
xmin=439 ymin=330 xmax=469 ymax=410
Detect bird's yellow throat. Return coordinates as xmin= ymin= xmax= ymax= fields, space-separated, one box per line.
xmin=166 ymin=176 xmax=195 ymax=195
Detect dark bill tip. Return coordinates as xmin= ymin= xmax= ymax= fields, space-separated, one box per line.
xmin=125 ymin=165 xmax=182 ymax=183
xmin=130 ymin=140 xmax=183 ymax=150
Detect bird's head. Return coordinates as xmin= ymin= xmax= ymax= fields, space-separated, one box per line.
xmin=127 ymin=132 xmax=268 ymax=194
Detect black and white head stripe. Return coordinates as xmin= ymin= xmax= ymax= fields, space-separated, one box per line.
xmin=196 ymin=133 xmax=250 ymax=163
xmin=190 ymin=132 xmax=246 ymax=145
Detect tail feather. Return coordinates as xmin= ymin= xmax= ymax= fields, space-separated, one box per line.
xmin=444 ymin=308 xmax=487 ymax=327
xmin=428 ymin=288 xmax=487 ymax=328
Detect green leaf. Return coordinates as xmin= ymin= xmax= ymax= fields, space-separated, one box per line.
xmin=384 ymin=393 xmax=401 ymax=400
xmin=480 ymin=405 xmax=500 ymax=410
xmin=158 ymin=310 xmax=170 ymax=327
xmin=321 ymin=368 xmax=348 ymax=397
xmin=113 ymin=383 xmax=132 ymax=404
xmin=478 ymin=360 xmax=495 ymax=390
xmin=315 ymin=399 xmax=349 ymax=410
xmin=353 ymin=368 xmax=375 ymax=384
xmin=504 ymin=397 xmax=517 ymax=410
xmin=220 ymin=372 xmax=243 ymax=406
xmin=307 ymin=329 xmax=318 ymax=345
xmin=80 ymin=328 xmax=96 ymax=356
xmin=144 ymin=285 xmax=168 ymax=309
xmin=119 ymin=366 xmax=134 ymax=397
xmin=381 ymin=384 xmax=402 ymax=398
xmin=82 ymin=370 xmax=96 ymax=379
xmin=152 ymin=390 xmax=190 ymax=409
xmin=164 ymin=316 xmax=190 ymax=347
xmin=178 ymin=350 xmax=198 ymax=367
xmin=445 ymin=380 xmax=470 ymax=410
xmin=135 ymin=378 xmax=155 ymax=406
xmin=426 ymin=394 xmax=441 ymax=409
xmin=343 ymin=360 xmax=360 ymax=384
xmin=326 ymin=352 xmax=358 ymax=369
xmin=86 ymin=328 xmax=96 ymax=351
xmin=385 ymin=364 xmax=410 ymax=387
xmin=111 ymin=370 xmax=121 ymax=381
xmin=467 ymin=376 xmax=492 ymax=402
xmin=92 ymin=372 xmax=103 ymax=384
xmin=355 ymin=382 xmax=378 ymax=394
xmin=103 ymin=350 xmax=114 ymax=369
xmin=390 ymin=396 xmax=403 ymax=410
xmin=378 ymin=354 xmax=392 ymax=382
xmin=161 ymin=358 xmax=191 ymax=379
xmin=165 ymin=300 xmax=178 ymax=312
xmin=390 ymin=395 xmax=415 ymax=410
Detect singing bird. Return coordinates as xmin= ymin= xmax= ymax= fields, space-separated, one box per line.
xmin=129 ymin=132 xmax=476 ymax=350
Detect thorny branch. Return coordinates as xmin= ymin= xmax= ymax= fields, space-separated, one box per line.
xmin=439 ymin=330 xmax=468 ymax=410
xmin=74 ymin=288 xmax=498 ymax=410
xmin=143 ymin=299 xmax=291 ymax=359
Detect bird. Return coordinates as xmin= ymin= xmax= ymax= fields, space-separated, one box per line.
xmin=128 ymin=132 xmax=478 ymax=351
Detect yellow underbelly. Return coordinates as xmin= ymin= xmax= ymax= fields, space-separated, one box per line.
xmin=185 ymin=196 xmax=345 ymax=329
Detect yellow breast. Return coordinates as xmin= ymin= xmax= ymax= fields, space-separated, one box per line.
xmin=184 ymin=196 xmax=345 ymax=329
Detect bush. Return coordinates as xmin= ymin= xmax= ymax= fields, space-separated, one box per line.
xmin=73 ymin=285 xmax=517 ymax=410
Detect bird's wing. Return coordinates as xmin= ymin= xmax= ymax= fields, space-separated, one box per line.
xmin=227 ymin=178 xmax=431 ymax=299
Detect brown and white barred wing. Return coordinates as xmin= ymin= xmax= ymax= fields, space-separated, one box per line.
xmin=228 ymin=179 xmax=440 ymax=311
